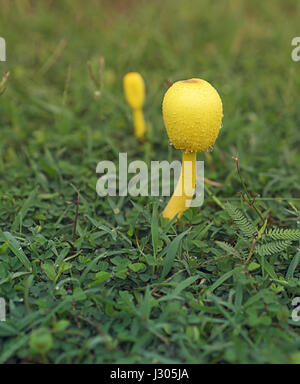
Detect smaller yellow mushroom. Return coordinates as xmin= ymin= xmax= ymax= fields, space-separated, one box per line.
xmin=162 ymin=78 xmax=223 ymax=221
xmin=123 ymin=72 xmax=146 ymax=141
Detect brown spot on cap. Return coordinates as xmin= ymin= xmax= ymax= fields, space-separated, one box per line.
xmin=181 ymin=79 xmax=201 ymax=84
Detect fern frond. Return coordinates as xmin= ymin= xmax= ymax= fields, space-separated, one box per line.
xmin=255 ymin=240 xmax=291 ymax=256
xmin=266 ymin=228 xmax=300 ymax=241
xmin=215 ymin=241 xmax=243 ymax=259
xmin=225 ymin=202 xmax=256 ymax=238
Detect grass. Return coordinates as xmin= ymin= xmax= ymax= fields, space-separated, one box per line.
xmin=0 ymin=0 xmax=300 ymax=364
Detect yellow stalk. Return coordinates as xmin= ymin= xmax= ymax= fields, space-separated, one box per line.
xmin=163 ymin=152 xmax=196 ymax=220
xmin=133 ymin=108 xmax=146 ymax=140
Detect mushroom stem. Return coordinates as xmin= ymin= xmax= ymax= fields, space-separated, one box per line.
xmin=133 ymin=108 xmax=146 ymax=140
xmin=163 ymin=151 xmax=196 ymax=220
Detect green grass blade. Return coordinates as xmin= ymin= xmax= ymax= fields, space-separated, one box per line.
xmin=205 ymin=270 xmax=235 ymax=296
xmin=0 ymin=231 xmax=31 ymax=271
xmin=286 ymin=251 xmax=300 ymax=280
xmin=160 ymin=229 xmax=189 ymax=280
xmin=11 ymin=189 xmax=38 ymax=232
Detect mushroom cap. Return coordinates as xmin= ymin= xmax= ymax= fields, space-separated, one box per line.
xmin=123 ymin=72 xmax=145 ymax=110
xmin=162 ymin=78 xmax=223 ymax=152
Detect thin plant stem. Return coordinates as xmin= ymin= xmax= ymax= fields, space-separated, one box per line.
xmin=233 ymin=156 xmax=264 ymax=221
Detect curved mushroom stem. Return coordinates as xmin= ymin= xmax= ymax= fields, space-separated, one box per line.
xmin=163 ymin=151 xmax=196 ymax=221
xmin=133 ymin=109 xmax=146 ymax=140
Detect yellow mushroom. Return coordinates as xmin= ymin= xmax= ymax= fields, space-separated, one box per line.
xmin=123 ymin=72 xmax=146 ymax=140
xmin=162 ymin=78 xmax=223 ymax=221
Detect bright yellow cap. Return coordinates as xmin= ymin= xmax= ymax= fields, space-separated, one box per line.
xmin=162 ymin=78 xmax=223 ymax=152
xmin=123 ymin=72 xmax=145 ymax=110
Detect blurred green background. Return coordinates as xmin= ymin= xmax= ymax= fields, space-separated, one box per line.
xmin=0 ymin=0 xmax=299 ymax=364
xmin=1 ymin=0 xmax=300 ymax=197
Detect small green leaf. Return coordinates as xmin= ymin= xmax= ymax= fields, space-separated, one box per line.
xmin=94 ymin=271 xmax=111 ymax=283
xmin=41 ymin=263 xmax=57 ymax=282
xmin=53 ymin=320 xmax=70 ymax=332
xmin=129 ymin=263 xmax=146 ymax=272
xmin=29 ymin=328 xmax=53 ymax=355
xmin=73 ymin=287 xmax=87 ymax=301
xmin=248 ymin=262 xmax=260 ymax=271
